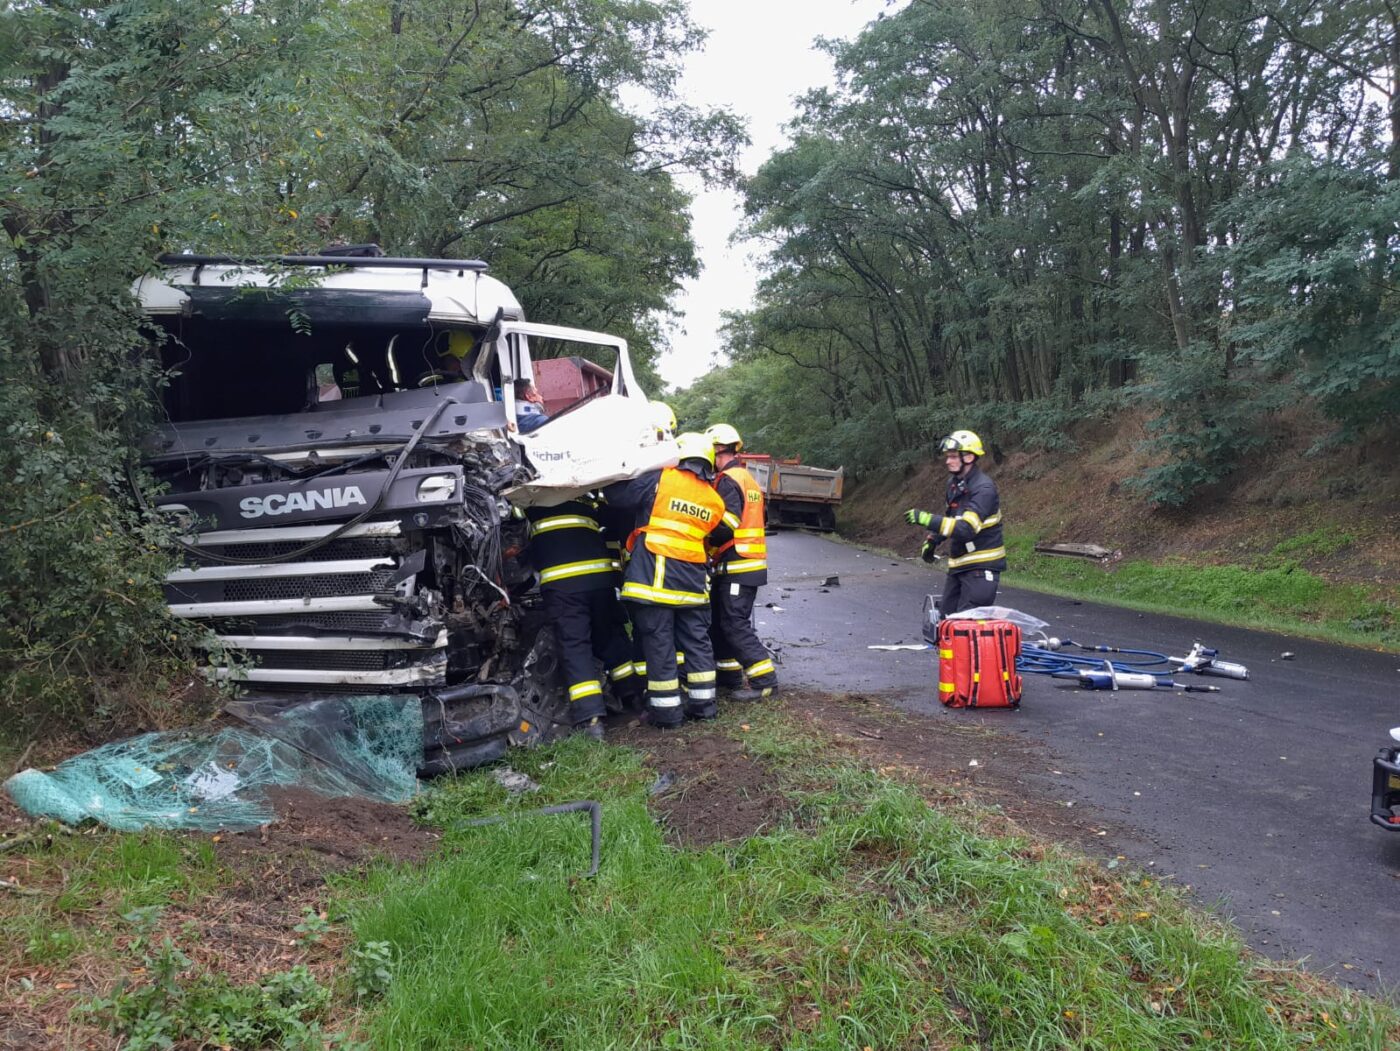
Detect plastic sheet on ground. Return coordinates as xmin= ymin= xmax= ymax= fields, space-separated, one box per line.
xmin=942 ymin=605 xmax=1051 ymax=636
xmin=3 ymin=695 xmax=421 ymax=832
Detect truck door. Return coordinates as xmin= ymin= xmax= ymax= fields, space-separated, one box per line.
xmin=482 ymin=321 xmax=679 ymax=506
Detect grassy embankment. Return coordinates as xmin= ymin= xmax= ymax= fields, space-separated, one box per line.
xmin=837 ymin=448 xmax=1400 ymax=651
xmin=1000 ymin=530 xmax=1400 ymax=651
xmin=4 ymin=703 xmax=1393 ymax=1048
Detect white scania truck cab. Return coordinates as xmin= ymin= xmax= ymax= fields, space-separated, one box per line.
xmin=136 ymin=246 xmax=676 ymax=772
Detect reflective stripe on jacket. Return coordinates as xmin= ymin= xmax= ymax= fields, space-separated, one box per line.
xmin=524 ymin=499 xmax=615 ymax=592
xmin=711 ymin=468 xmax=768 ymax=583
xmin=631 ymin=467 xmax=726 ymax=563
xmin=619 ymin=549 xmax=711 ymax=607
xmin=937 ymin=465 xmax=1007 ymax=574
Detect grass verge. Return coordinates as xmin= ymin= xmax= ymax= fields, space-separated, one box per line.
xmin=338 ymin=706 xmax=1396 ymax=1049
xmin=0 ymin=821 xmax=362 ymax=1048
xmin=1001 ymin=532 xmax=1400 ymax=652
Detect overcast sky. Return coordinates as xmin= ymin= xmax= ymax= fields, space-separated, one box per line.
xmin=646 ymin=0 xmax=891 ymax=389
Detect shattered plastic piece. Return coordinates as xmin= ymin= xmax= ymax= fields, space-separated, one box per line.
xmin=1281 ymin=651 xmax=1296 ymax=660
xmin=492 ymin=767 xmax=540 ymax=795
xmin=944 ymin=606 xmax=1050 ymax=635
xmin=649 ymin=771 xmax=676 ymax=796
xmin=184 ymin=762 xmax=241 ymax=802
xmin=765 ymin=604 xmax=785 ymax=612
xmin=967 ymin=760 xmax=979 ymax=768
xmin=868 ymin=644 xmax=932 ymax=652
xmin=823 ymin=576 xmax=840 ymax=587
xmin=4 ymin=696 xmax=421 ymax=832
xmin=1033 ymin=541 xmax=1121 ymax=562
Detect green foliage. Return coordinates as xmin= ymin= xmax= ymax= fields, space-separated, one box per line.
xmin=349 ymin=940 xmax=395 ymax=1000
xmin=77 ymin=901 xmax=353 ymax=1049
xmin=1122 ymin=341 xmax=1285 ymax=506
xmin=337 ymin=723 xmax=1396 ymax=1048
xmin=1270 ymin=530 xmax=1358 ymax=561
xmin=2 ymin=829 xmax=218 ymax=985
xmin=1223 ymin=158 xmax=1400 ymax=435
xmin=295 ymin=908 xmax=333 ymax=946
xmin=82 ymin=940 xmax=348 ymax=1051
xmin=0 ymin=352 xmax=207 ymax=730
xmin=710 ymin=0 xmax=1398 ymax=492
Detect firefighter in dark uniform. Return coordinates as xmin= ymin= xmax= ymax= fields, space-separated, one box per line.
xmin=596 ymin=400 xmax=680 ymax=695
xmin=524 ymin=496 xmax=640 ymax=739
xmin=704 ymin=424 xmax=777 ymax=700
xmin=902 ymin=429 xmax=1007 ymax=616
xmin=603 ymin=432 xmax=731 ymax=728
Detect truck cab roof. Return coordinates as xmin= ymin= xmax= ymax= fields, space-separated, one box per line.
xmin=136 ymin=253 xmax=524 ymax=329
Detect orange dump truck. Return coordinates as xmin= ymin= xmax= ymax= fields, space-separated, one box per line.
xmin=737 ymin=453 xmax=844 ymax=531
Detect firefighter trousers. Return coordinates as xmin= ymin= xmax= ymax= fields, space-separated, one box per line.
xmin=938 ymin=570 xmax=1000 ymax=617
xmin=542 ymin=587 xmax=638 ymax=724
xmin=627 ymin=601 xmax=716 ymax=727
xmin=710 ymin=578 xmax=776 ymax=689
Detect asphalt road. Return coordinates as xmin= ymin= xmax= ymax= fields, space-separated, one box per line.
xmin=758 ymin=531 xmax=1400 ymax=994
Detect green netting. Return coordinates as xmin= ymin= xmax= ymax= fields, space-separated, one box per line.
xmin=4 ymin=696 xmax=422 ymax=832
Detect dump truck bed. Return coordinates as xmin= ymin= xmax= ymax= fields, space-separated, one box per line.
xmin=742 ymin=457 xmax=843 ymax=531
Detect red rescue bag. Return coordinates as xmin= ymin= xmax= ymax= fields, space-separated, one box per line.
xmin=937 ymin=618 xmax=1022 ymax=709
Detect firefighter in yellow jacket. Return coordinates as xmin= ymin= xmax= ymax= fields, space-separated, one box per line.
xmin=705 ymin=424 xmax=777 ymax=700
xmin=603 ymin=433 xmax=731 ymax=728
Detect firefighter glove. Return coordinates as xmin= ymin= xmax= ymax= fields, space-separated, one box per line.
xmin=920 ymin=537 xmax=941 ymax=563
xmin=904 ymin=508 xmax=933 ymax=527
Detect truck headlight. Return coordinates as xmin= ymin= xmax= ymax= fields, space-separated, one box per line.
xmin=416 ymin=475 xmax=457 ymax=503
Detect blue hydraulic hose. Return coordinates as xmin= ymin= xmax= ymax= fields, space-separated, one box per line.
xmin=1018 ymin=640 xmax=1176 ymax=682
xmin=1019 ymin=638 xmax=1226 ymax=694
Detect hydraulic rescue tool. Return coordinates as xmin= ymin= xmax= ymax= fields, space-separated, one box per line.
xmin=1015 ymin=637 xmax=1243 ymax=692
xmin=1170 ymin=642 xmax=1250 ymax=680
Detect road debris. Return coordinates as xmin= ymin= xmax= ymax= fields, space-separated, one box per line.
xmin=4 ymin=695 xmax=422 ymax=831
xmin=648 ymin=771 xmax=676 ymax=796
xmin=493 ymin=767 xmax=540 ymax=794
xmin=1033 ymin=541 xmax=1123 ymax=562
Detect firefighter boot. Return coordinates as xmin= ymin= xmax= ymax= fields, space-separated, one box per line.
xmin=730 ymin=656 xmax=777 ymax=701
xmin=683 ymin=690 xmax=719 ymax=721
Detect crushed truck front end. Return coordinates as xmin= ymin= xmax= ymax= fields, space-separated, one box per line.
xmin=137 ymin=252 xmax=673 ymax=771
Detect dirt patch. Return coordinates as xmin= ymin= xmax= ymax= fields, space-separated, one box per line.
xmin=606 ymin=691 xmax=1124 ymax=857
xmin=608 ymin=718 xmax=791 ymax=847
xmin=0 ymin=789 xmax=435 ymax=1051
xmin=211 ymin=788 xmax=437 ymax=902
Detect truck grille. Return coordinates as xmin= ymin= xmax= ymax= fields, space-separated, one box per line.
xmin=206 ymin=612 xmax=414 ymax=635
xmin=166 ymin=517 xmax=450 ymax=691
xmin=210 ymin=538 xmax=398 ymax=561
xmin=251 ymin=651 xmax=397 ymax=672
xmin=221 ymin=567 xmax=397 ymax=603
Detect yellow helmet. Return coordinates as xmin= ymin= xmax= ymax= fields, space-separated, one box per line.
xmin=440 ymin=330 xmax=475 ymax=360
xmin=939 ymin=429 xmax=985 ymax=458
xmin=675 ymin=431 xmax=715 ymax=468
xmin=704 ymin=423 xmax=743 ymax=451
xmin=649 ymin=400 xmax=677 ymax=437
